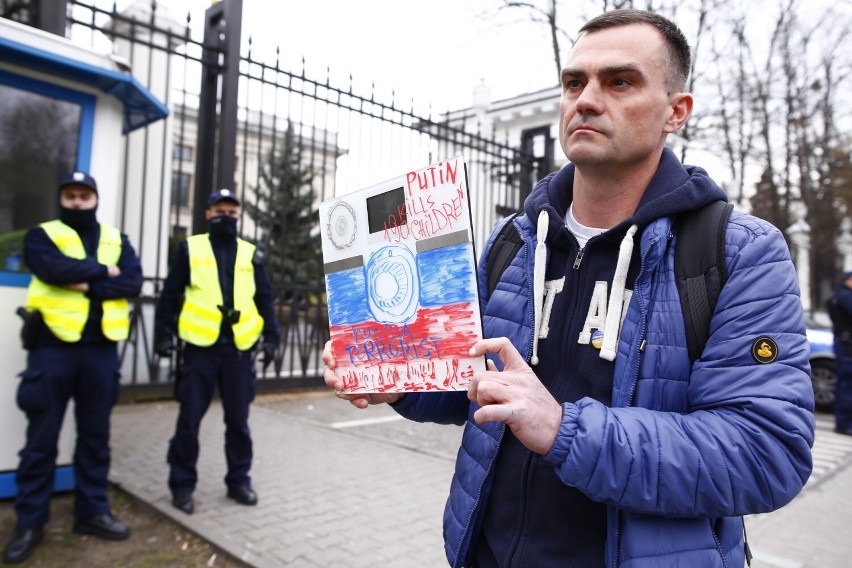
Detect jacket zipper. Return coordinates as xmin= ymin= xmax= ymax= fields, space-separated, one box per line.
xmin=526 ymin=222 xmax=537 ymax=361
xmin=611 ymin=237 xmax=652 ymax=568
xmin=573 ymin=246 xmax=585 ymax=269
xmin=508 ymin=222 xmax=538 ymax=565
xmin=711 ymin=523 xmax=729 ymax=568
xmin=454 ymin=425 xmax=506 ymax=568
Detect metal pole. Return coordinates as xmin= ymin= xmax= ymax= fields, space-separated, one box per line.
xmin=192 ymin=1 xmax=222 ymax=235
xmin=192 ymin=0 xmax=242 ymax=235
xmin=216 ymin=0 xmax=242 ymax=195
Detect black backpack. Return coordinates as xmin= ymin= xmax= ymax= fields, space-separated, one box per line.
xmin=485 ymin=200 xmax=734 ymax=362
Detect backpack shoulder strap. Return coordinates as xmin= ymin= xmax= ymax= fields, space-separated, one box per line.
xmin=486 ymin=210 xmax=524 ymax=297
xmin=675 ymin=200 xmax=734 ymax=362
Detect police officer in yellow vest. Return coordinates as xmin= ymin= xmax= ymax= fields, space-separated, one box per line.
xmin=154 ymin=189 xmax=279 ymax=516
xmin=4 ymin=172 xmax=142 ymax=564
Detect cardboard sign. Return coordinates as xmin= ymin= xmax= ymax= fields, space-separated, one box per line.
xmin=319 ymin=156 xmax=485 ymax=393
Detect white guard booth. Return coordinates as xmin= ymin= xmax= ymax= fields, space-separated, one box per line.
xmin=0 ymin=17 xmax=168 ymax=498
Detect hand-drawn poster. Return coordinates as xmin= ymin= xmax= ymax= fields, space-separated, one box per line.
xmin=319 ymin=156 xmax=485 ymax=393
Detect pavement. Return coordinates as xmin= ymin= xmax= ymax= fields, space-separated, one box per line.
xmin=106 ymin=390 xmax=852 ymax=568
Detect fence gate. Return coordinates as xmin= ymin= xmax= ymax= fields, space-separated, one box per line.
xmin=31 ymin=0 xmax=548 ymax=399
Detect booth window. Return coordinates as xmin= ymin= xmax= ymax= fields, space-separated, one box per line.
xmin=0 ymin=70 xmax=95 ymax=275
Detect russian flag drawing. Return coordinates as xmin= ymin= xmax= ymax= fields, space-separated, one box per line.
xmin=326 ymin=238 xmax=483 ymax=393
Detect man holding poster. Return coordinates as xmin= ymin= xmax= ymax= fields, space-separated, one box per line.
xmin=323 ymin=9 xmax=814 ymax=568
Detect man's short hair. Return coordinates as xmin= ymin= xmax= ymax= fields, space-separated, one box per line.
xmin=578 ymin=9 xmax=692 ymax=93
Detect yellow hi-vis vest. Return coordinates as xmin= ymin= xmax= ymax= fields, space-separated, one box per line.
xmin=25 ymin=220 xmax=130 ymax=342
xmin=177 ymin=234 xmax=263 ymax=350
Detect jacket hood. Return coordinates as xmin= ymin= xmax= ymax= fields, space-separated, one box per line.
xmin=520 ymin=146 xmax=729 ymax=363
xmin=523 ymin=147 xmax=729 ymax=238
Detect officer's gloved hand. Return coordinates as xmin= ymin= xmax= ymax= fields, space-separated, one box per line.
xmin=261 ymin=342 xmax=276 ymax=371
xmin=155 ymin=336 xmax=175 ymax=358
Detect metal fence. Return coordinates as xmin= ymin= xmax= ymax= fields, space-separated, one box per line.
xmin=59 ymin=0 xmax=546 ymax=399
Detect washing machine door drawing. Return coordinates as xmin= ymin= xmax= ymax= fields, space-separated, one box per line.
xmin=366 ymin=245 xmax=419 ymax=323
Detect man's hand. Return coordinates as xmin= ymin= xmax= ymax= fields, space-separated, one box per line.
xmin=154 ymin=336 xmax=175 ymax=358
xmin=106 ymin=265 xmax=121 ymax=277
xmin=322 ymin=340 xmax=404 ymax=409
xmin=64 ymin=282 xmax=89 ymax=292
xmin=261 ymin=342 xmax=276 ymax=371
xmin=467 ymin=337 xmax=563 ymax=455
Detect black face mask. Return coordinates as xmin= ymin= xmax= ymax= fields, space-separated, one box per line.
xmin=59 ymin=206 xmax=98 ymax=232
xmin=209 ymin=215 xmax=238 ymax=238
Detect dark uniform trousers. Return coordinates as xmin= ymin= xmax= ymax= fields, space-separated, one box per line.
xmin=835 ymin=336 xmax=852 ymax=431
xmin=167 ymin=343 xmax=256 ymax=493
xmin=15 ymin=343 xmax=119 ymax=528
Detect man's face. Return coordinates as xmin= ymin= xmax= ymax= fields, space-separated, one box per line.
xmin=59 ymin=186 xmax=98 ymax=210
xmin=205 ymin=200 xmax=241 ymax=220
xmin=558 ymin=23 xmax=689 ymax=172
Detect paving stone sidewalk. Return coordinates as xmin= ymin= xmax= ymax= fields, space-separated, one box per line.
xmin=109 ymin=391 xmax=460 ymax=567
xmin=109 ymin=392 xmax=852 ymax=567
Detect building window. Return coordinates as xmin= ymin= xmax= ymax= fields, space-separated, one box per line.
xmin=172 ymin=143 xmax=193 ymax=162
xmin=171 ymin=172 xmax=191 ymax=206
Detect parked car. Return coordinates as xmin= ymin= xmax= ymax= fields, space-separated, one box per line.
xmin=807 ymin=317 xmax=836 ymax=411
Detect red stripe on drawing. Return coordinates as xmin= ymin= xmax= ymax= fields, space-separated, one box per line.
xmin=330 ymin=302 xmax=480 ymax=368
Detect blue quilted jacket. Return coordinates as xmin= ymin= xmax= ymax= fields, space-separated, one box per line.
xmin=393 ymin=149 xmax=815 ymax=567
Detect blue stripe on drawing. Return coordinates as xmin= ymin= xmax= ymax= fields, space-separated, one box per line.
xmin=417 ymin=243 xmax=476 ymax=306
xmin=326 ymin=267 xmax=371 ymax=325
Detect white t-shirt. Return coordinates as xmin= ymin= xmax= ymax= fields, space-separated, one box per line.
xmin=565 ymin=203 xmax=607 ymax=248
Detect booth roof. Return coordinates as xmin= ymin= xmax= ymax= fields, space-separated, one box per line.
xmin=0 ymin=35 xmax=169 ymax=134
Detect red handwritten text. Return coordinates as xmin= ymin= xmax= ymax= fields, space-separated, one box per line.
xmin=404 ymin=159 xmax=459 ymax=196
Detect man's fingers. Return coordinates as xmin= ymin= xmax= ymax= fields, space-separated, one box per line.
xmin=323 ymin=340 xmax=341 ymax=390
xmin=321 ymin=340 xmax=335 ymax=368
xmin=333 ymin=393 xmax=376 ymax=409
xmin=469 ymin=337 xmax=526 ymax=370
xmin=469 ymin=377 xmax=507 ymax=407
xmin=324 ymin=366 xmax=342 ymax=391
xmin=349 ymin=397 xmax=370 ymax=409
xmin=473 ymin=403 xmax=512 ymax=425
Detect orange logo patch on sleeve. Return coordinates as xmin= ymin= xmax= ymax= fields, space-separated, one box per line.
xmin=751 ymin=337 xmax=778 ymax=364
